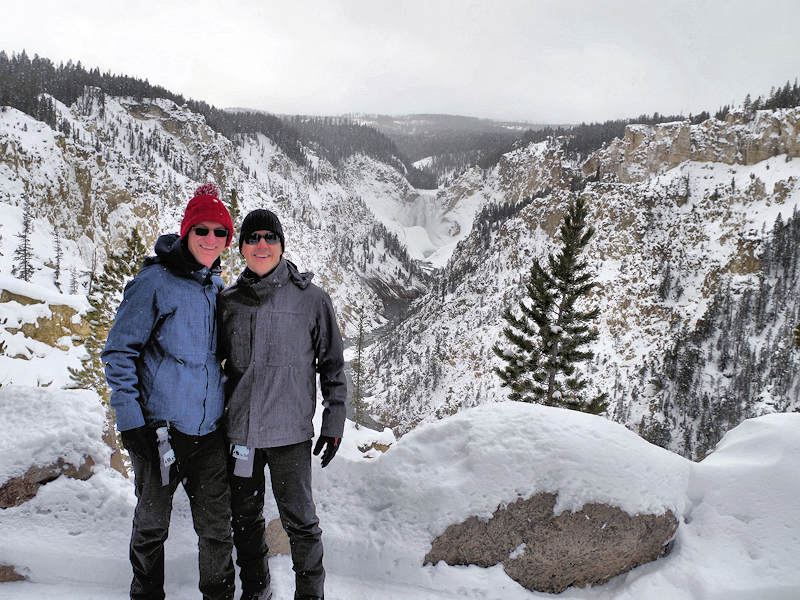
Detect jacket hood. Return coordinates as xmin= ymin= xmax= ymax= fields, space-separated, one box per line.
xmin=145 ymin=233 xmax=222 ymax=279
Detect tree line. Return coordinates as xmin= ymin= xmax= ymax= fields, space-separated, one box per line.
xmin=287 ymin=115 xmax=436 ymax=188
xmin=0 ymin=50 xmax=433 ymax=186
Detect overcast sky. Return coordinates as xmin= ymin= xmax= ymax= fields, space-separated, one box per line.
xmin=4 ymin=0 xmax=800 ymax=123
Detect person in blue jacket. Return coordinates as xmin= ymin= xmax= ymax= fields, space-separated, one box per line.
xmin=102 ymin=183 xmax=236 ymax=600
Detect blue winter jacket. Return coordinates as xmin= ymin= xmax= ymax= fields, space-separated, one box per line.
xmin=102 ymin=234 xmax=226 ymax=436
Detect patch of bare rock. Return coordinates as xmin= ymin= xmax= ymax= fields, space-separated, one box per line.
xmin=425 ymin=492 xmax=678 ymax=594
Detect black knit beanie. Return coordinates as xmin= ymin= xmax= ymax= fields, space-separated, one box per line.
xmin=238 ymin=209 xmax=285 ymax=252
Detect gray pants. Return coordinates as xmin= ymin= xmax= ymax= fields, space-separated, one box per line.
xmin=229 ymin=440 xmax=324 ymax=599
xmin=129 ymin=428 xmax=235 ymax=600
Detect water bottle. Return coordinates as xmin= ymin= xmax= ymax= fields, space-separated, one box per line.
xmin=156 ymin=426 xmax=175 ymax=486
xmin=232 ymin=445 xmax=254 ymax=478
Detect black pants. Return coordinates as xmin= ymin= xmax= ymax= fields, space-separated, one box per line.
xmin=229 ymin=441 xmax=324 ymax=599
xmin=129 ymin=428 xmax=235 ymax=600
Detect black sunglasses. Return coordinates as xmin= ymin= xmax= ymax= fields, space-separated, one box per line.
xmin=244 ymin=231 xmax=280 ymax=245
xmin=192 ymin=226 xmax=228 ymax=238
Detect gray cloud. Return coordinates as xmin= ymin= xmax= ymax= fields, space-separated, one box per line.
xmin=3 ymin=0 xmax=799 ymax=122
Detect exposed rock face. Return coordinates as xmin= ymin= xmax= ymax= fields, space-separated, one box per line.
xmin=424 ymin=493 xmax=678 ymax=594
xmin=0 ymin=290 xmax=89 ymax=348
xmin=0 ymin=455 xmax=95 ymax=509
xmin=584 ymin=108 xmax=800 ymax=184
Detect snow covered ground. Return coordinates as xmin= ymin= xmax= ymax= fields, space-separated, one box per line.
xmin=1 ymin=388 xmax=799 ymax=600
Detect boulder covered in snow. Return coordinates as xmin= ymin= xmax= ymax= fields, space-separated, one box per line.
xmin=425 ymin=492 xmax=677 ymax=593
xmin=0 ymin=386 xmax=110 ymax=509
xmin=319 ymin=401 xmax=691 ymax=595
xmin=402 ymin=402 xmax=685 ymax=593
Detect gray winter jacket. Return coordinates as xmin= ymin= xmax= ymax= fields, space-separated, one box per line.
xmin=218 ymin=258 xmax=347 ymax=448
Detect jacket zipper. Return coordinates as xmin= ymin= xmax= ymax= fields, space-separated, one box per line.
xmin=197 ymin=282 xmax=213 ymax=434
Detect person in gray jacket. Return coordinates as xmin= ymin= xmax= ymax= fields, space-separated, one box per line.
xmin=218 ymin=209 xmax=346 ymax=600
xmin=103 ymin=183 xmax=236 ymax=600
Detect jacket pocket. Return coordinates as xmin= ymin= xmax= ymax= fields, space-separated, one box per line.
xmin=225 ymin=312 xmax=255 ymax=368
xmin=138 ymin=355 xmax=165 ymax=409
xmin=266 ymin=311 xmax=308 ymax=366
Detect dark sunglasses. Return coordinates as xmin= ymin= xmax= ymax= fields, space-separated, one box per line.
xmin=244 ymin=231 xmax=281 ymax=245
xmin=192 ymin=226 xmax=228 ymax=238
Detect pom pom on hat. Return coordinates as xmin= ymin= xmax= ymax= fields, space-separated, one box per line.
xmin=194 ymin=182 xmax=220 ymax=198
xmin=180 ymin=183 xmax=234 ymax=247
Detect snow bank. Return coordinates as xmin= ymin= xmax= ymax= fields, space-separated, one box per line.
xmin=0 ymin=385 xmax=110 ymax=483
xmin=676 ymin=413 xmax=800 ymax=598
xmin=0 ymin=274 xmax=89 ymax=314
xmin=2 ymin=389 xmax=799 ymax=599
xmin=315 ymin=401 xmax=691 ymax=585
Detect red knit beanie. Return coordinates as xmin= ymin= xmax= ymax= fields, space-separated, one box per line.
xmin=180 ymin=183 xmax=234 ymax=248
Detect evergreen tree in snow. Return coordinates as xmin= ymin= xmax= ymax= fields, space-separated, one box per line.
xmin=82 ymin=248 xmax=98 ymax=296
xmin=350 ymin=304 xmax=369 ymax=429
xmin=53 ymin=227 xmax=63 ymax=291
xmin=12 ymin=197 xmax=34 ymax=282
xmin=69 ymin=227 xmax=148 ymax=405
xmin=493 ymin=195 xmax=608 ymax=414
xmin=69 ymin=265 xmax=80 ymax=295
xmin=223 ymin=188 xmax=246 ymax=283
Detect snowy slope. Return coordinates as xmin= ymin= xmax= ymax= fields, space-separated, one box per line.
xmin=0 ymin=90 xmax=427 ymax=337
xmin=1 ymin=388 xmax=798 ymax=600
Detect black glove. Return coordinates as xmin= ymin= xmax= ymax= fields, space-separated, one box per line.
xmin=313 ymin=436 xmax=341 ymax=468
xmin=121 ymin=425 xmax=157 ymax=460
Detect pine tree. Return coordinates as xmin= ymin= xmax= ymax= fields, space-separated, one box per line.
xmin=69 ymin=227 xmax=148 ymax=405
xmin=350 ymin=305 xmax=369 ymax=428
xmin=69 ymin=265 xmax=79 ymax=294
xmin=12 ymin=197 xmax=34 ymax=282
xmin=53 ymin=228 xmax=63 ymax=291
xmin=82 ymin=248 xmax=98 ymax=295
xmin=493 ymin=195 xmax=608 ymax=414
xmin=223 ymin=188 xmax=245 ymax=283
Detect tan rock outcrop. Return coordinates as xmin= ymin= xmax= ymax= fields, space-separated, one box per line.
xmin=425 ymin=492 xmax=678 ymax=594
xmin=585 ymin=109 xmax=800 ymax=184
xmin=1 ymin=290 xmax=89 ymax=347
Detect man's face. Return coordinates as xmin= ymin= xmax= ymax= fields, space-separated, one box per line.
xmin=241 ymin=229 xmax=282 ymax=276
xmin=187 ymin=220 xmax=227 ymax=268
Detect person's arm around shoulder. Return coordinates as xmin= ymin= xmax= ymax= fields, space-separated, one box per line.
xmin=101 ymin=270 xmax=161 ymax=433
